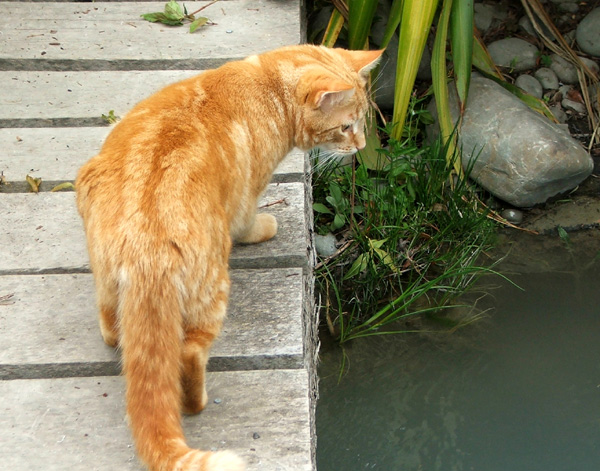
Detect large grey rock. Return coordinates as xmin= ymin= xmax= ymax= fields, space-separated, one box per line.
xmin=429 ymin=75 xmax=593 ymax=207
xmin=576 ymin=7 xmax=600 ymax=57
xmin=487 ymin=38 xmax=539 ymax=72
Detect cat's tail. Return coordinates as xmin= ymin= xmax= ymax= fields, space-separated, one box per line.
xmin=119 ymin=269 xmax=245 ymax=471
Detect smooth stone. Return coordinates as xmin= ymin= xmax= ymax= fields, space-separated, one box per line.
xmin=562 ymin=98 xmax=586 ymax=114
xmin=558 ymin=3 xmax=579 ymax=13
xmin=590 ymin=83 xmax=600 ymax=112
xmin=550 ymin=105 xmax=568 ymax=123
xmin=501 ymin=209 xmax=524 ymax=225
xmin=518 ymin=16 xmax=536 ymax=36
xmin=534 ymin=67 xmax=560 ymax=90
xmin=576 ymin=7 xmax=600 ymax=57
xmin=515 ymin=74 xmax=543 ymax=98
xmin=314 ymin=233 xmax=338 ymax=258
xmin=473 ymin=2 xmax=507 ymax=33
xmin=428 ymin=75 xmax=594 ymax=207
xmin=579 ymin=56 xmax=599 ymax=75
xmin=487 ymin=38 xmax=539 ymax=72
xmin=550 ymin=54 xmax=578 ymax=83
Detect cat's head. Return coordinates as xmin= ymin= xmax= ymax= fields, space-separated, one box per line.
xmin=294 ymin=47 xmax=383 ymax=157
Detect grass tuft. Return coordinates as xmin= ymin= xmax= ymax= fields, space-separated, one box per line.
xmin=313 ymin=125 xmax=498 ymax=343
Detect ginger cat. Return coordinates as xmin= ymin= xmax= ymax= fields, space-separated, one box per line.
xmin=76 ymin=45 xmax=382 ymax=471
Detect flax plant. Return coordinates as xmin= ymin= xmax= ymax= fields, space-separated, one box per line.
xmin=321 ymin=0 xmax=477 ymax=173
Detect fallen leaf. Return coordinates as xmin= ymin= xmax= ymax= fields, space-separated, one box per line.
xmin=51 ymin=182 xmax=75 ymax=192
xmin=26 ymin=174 xmax=42 ymax=193
xmin=566 ymin=88 xmax=584 ymax=103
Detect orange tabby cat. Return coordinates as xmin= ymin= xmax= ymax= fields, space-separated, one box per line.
xmin=76 ymin=45 xmax=382 ymax=471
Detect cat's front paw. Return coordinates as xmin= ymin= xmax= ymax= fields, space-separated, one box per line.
xmin=236 ymin=213 xmax=277 ymax=244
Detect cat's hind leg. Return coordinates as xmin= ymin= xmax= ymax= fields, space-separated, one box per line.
xmin=94 ymin=275 xmax=120 ymax=348
xmin=235 ymin=213 xmax=278 ymax=244
xmin=181 ymin=327 xmax=216 ymax=414
xmin=181 ymin=269 xmax=230 ymax=415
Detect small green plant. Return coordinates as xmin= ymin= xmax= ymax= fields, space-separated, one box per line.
xmin=539 ymin=53 xmax=552 ymax=67
xmin=141 ymin=0 xmax=215 ymax=33
xmin=101 ymin=110 xmax=118 ymax=124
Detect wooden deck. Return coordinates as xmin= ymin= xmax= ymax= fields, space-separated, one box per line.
xmin=0 ymin=1 xmax=318 ymax=470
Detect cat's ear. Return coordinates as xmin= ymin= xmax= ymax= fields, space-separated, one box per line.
xmin=313 ymin=81 xmax=355 ymax=113
xmin=343 ymin=49 xmax=384 ymax=84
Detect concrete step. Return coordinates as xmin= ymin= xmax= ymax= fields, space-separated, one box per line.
xmin=0 ymin=128 xmax=305 ymax=186
xmin=0 ymin=1 xmax=302 ymax=71
xmin=0 ymin=1 xmax=316 ymax=469
xmin=0 ymin=182 xmax=308 ymax=274
xmin=0 ymin=268 xmax=305 ymax=380
xmin=0 ymin=70 xmax=199 ymax=126
xmin=0 ymin=370 xmax=312 ymax=471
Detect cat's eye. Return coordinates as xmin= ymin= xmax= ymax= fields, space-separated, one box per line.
xmin=341 ymin=124 xmax=352 ymax=132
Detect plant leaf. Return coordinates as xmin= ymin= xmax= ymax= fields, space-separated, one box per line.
xmin=368 ymin=238 xmax=388 ymax=250
xmin=321 ymin=8 xmax=345 ymax=47
xmin=431 ymin=0 xmax=461 ymax=175
xmin=331 ymin=213 xmax=346 ymax=231
xmin=26 ymin=174 xmax=42 ymax=193
xmin=189 ymin=16 xmax=208 ymax=33
xmin=165 ymin=0 xmax=185 ymax=20
xmin=391 ymin=0 xmax=439 ymax=140
xmin=451 ymin=0 xmax=474 ymax=113
xmin=313 ymin=202 xmax=334 ymax=215
xmin=348 ymin=0 xmax=379 ymax=50
xmin=344 ymin=253 xmax=370 ymax=280
xmin=141 ymin=12 xmax=166 ymax=23
xmin=51 ymin=182 xmax=75 ymax=192
xmin=380 ymin=0 xmax=404 ymax=49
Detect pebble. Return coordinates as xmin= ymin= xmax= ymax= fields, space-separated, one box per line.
xmin=550 ymin=105 xmax=568 ymax=123
xmin=576 ymin=7 xmax=600 ymax=57
xmin=501 ymin=209 xmax=524 ymax=225
xmin=562 ymin=97 xmax=586 ymax=114
xmin=534 ymin=67 xmax=559 ymax=90
xmin=474 ymin=3 xmax=498 ymax=33
xmin=518 ymin=16 xmax=535 ymax=36
xmin=314 ymin=233 xmax=338 ymax=257
xmin=487 ymin=38 xmax=539 ymax=72
xmin=550 ymin=54 xmax=579 ymax=84
xmin=213 ymin=398 xmax=222 ymax=404
xmin=579 ymin=56 xmax=600 ymax=75
xmin=515 ymin=74 xmax=543 ymax=98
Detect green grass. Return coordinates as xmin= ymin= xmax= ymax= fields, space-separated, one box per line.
xmin=313 ymin=127 xmax=498 ymax=343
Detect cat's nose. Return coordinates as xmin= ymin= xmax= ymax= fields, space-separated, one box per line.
xmin=355 ymin=137 xmax=366 ymax=151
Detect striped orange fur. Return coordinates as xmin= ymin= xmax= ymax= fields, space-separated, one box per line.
xmin=76 ymin=45 xmax=382 ymax=471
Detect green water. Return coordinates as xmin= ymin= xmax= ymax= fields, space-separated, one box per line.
xmin=316 ymin=265 xmax=600 ymax=470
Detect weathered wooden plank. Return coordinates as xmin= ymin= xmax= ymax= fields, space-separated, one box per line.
xmin=0 ymin=127 xmax=305 ymax=185
xmin=0 ymin=370 xmax=312 ymax=471
xmin=0 ymin=70 xmax=199 ymax=125
xmin=0 ymin=268 xmax=304 ymax=379
xmin=0 ymin=1 xmax=302 ymax=70
xmin=0 ymin=182 xmax=307 ymax=274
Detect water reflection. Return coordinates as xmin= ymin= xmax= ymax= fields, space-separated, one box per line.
xmin=317 ymin=264 xmax=600 ymax=471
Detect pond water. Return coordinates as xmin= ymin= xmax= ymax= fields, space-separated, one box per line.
xmin=316 ymin=239 xmax=600 ymax=471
